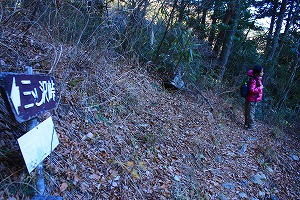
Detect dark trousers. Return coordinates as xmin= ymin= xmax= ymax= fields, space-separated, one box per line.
xmin=244 ymin=101 xmax=257 ymax=128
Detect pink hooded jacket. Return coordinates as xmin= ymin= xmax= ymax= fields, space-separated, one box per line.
xmin=246 ymin=70 xmax=263 ymax=102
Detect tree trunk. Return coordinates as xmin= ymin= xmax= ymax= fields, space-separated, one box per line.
xmin=208 ymin=0 xmax=219 ymax=47
xmin=212 ymin=0 xmax=235 ymax=57
xmin=218 ymin=0 xmax=241 ymax=83
xmin=275 ymin=39 xmax=300 ymax=111
xmin=274 ymin=0 xmax=299 ymax=61
xmin=177 ymin=0 xmax=187 ymax=23
xmin=264 ymin=1 xmax=278 ymax=57
xmin=199 ymin=0 xmax=213 ymax=40
xmin=199 ymin=6 xmax=208 ymax=40
xmin=266 ymin=0 xmax=288 ymax=64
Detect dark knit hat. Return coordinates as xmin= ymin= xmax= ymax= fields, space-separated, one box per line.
xmin=253 ymin=65 xmax=263 ymax=74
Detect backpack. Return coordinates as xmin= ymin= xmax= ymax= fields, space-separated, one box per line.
xmin=240 ymin=80 xmax=249 ymax=98
xmin=240 ymin=77 xmax=258 ymax=98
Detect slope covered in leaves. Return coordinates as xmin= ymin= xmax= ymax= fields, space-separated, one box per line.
xmin=0 ymin=29 xmax=299 ymax=200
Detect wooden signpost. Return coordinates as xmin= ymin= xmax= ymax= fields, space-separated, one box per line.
xmin=0 ymin=70 xmax=62 ymax=199
xmin=1 ymin=73 xmax=57 ymax=123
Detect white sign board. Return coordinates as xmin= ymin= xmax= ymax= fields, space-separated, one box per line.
xmin=18 ymin=117 xmax=59 ymax=173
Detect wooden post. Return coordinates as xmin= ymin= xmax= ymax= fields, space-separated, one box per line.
xmin=26 ymin=66 xmax=45 ymax=195
xmin=26 ymin=66 xmax=62 ymax=200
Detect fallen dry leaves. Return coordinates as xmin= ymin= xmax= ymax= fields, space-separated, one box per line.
xmin=0 ymin=26 xmax=299 ymax=200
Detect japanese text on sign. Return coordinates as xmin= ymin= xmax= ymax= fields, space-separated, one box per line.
xmin=1 ymin=74 xmax=57 ymax=122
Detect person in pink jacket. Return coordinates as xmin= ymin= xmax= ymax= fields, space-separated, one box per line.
xmin=244 ymin=65 xmax=264 ymax=130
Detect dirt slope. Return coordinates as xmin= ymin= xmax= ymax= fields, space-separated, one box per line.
xmin=0 ymin=30 xmax=299 ymax=200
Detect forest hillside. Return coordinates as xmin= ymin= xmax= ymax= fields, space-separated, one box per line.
xmin=1 ymin=0 xmax=300 ymax=199
xmin=0 ymin=25 xmax=300 ymax=200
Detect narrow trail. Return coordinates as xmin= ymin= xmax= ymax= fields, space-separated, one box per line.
xmin=0 ymin=32 xmax=299 ymax=200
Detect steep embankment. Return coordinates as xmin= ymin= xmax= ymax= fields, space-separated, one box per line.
xmin=1 ymin=31 xmax=299 ymax=200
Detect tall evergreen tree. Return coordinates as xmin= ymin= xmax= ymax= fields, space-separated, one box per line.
xmin=218 ymin=0 xmax=241 ymax=82
xmin=266 ymin=0 xmax=288 ymax=64
xmin=208 ymin=0 xmax=221 ymax=46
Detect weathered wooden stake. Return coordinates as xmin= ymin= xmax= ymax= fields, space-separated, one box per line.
xmin=26 ymin=66 xmax=46 ymax=195
xmin=26 ymin=66 xmax=62 ymax=200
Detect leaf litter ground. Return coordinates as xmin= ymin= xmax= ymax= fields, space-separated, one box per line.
xmin=0 ymin=32 xmax=299 ymax=200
